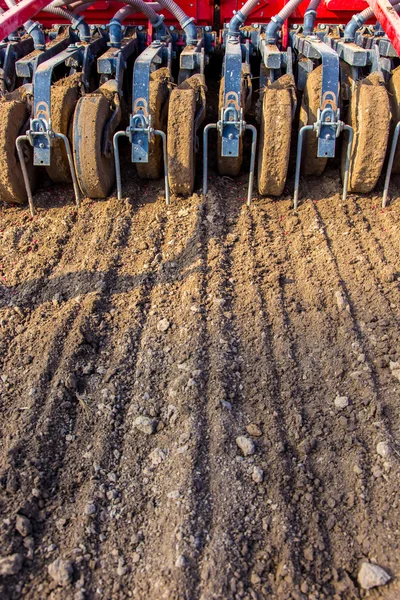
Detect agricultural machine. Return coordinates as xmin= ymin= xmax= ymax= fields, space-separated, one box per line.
xmin=0 ymin=0 xmax=399 ymax=215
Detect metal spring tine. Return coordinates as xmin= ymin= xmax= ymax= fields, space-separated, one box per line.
xmin=246 ymin=124 xmax=257 ymax=206
xmin=382 ymin=121 xmax=400 ymax=208
xmin=342 ymin=125 xmax=354 ymax=203
xmin=294 ymin=125 xmax=313 ymax=210
xmin=113 ymin=130 xmax=127 ymax=200
xmin=55 ymin=132 xmax=81 ymax=207
xmin=203 ymin=123 xmax=217 ymax=196
xmin=154 ymin=129 xmax=170 ymax=205
xmin=16 ymin=134 xmax=35 ymax=218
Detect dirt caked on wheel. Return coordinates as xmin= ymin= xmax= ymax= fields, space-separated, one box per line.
xmin=341 ymin=72 xmax=390 ymax=193
xmin=73 ymin=93 xmax=115 ymax=199
xmin=299 ymin=65 xmax=328 ymax=177
xmin=167 ymin=74 xmax=204 ymax=196
xmin=0 ymin=99 xmax=36 ymax=205
xmin=258 ymin=74 xmax=295 ymax=196
xmin=136 ymin=68 xmax=170 ymax=180
xmin=46 ymin=73 xmax=81 ymax=183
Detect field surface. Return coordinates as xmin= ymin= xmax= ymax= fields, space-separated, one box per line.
xmin=1 ymin=168 xmax=400 ymax=599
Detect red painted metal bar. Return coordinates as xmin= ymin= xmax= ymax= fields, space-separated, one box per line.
xmin=0 ymin=0 xmax=51 ymax=40
xmin=368 ymin=0 xmax=400 ymax=55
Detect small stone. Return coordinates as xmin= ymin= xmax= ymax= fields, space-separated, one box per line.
xmin=221 ymin=400 xmax=232 ymax=410
xmin=167 ymin=490 xmax=180 ymax=500
xmin=353 ymin=464 xmax=362 ymax=475
xmin=132 ymin=552 xmax=140 ymax=563
xmin=335 ymin=290 xmax=347 ymax=310
xmin=0 ymin=554 xmax=23 ymax=576
xmin=48 ymin=558 xmax=73 ymax=587
xmin=134 ymin=416 xmax=158 ymax=435
xmin=85 ymin=503 xmax=96 ymax=516
xmin=334 ymin=395 xmax=349 ymax=409
xmin=15 ymin=515 xmax=32 ymax=537
xmin=246 ymin=423 xmax=262 ymax=437
xmin=149 ymin=448 xmax=166 ymax=466
xmin=236 ymin=436 xmax=255 ymax=457
xmin=358 ymin=562 xmax=391 ymax=590
xmin=157 ymin=318 xmax=170 ymax=332
xmin=252 ymin=466 xmax=264 ymax=483
xmin=175 ymin=555 xmax=187 ymax=568
xmin=376 ymin=441 xmax=391 ymax=459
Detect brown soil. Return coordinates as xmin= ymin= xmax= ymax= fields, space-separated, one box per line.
xmin=167 ymin=86 xmax=196 ymax=196
xmin=136 ymin=68 xmax=170 ymax=181
xmin=342 ymin=72 xmax=390 ymax=193
xmin=46 ymin=73 xmax=82 ymax=184
xmin=0 ymin=100 xmax=36 ymax=205
xmin=299 ymin=65 xmax=328 ymax=177
xmin=72 ymin=94 xmax=115 ymax=199
xmin=386 ymin=65 xmax=400 ymax=173
xmin=257 ymin=74 xmax=295 ymax=196
xmin=1 ymin=167 xmax=400 ymax=599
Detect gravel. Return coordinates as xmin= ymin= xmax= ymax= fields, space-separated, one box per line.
xmin=236 ymin=436 xmax=255 ymax=457
xmin=0 ymin=554 xmax=23 ymax=576
xmin=358 ymin=562 xmax=391 ymax=590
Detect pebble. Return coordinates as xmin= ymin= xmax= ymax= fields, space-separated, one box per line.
xmin=334 ymin=395 xmax=349 ymax=409
xmin=149 ymin=448 xmax=166 ymax=466
xmin=358 ymin=562 xmax=391 ymax=590
xmin=48 ymin=558 xmax=73 ymax=587
xmin=0 ymin=554 xmax=23 ymax=576
xmin=167 ymin=490 xmax=180 ymax=500
xmin=157 ymin=318 xmax=170 ymax=333
xmin=175 ymin=555 xmax=187 ymax=568
xmin=252 ymin=466 xmax=264 ymax=483
xmin=15 ymin=515 xmax=32 ymax=537
xmin=132 ymin=552 xmax=141 ymax=563
xmin=134 ymin=416 xmax=158 ymax=435
xmin=221 ymin=400 xmax=232 ymax=410
xmin=246 ymin=423 xmax=262 ymax=437
xmin=236 ymin=436 xmax=255 ymax=457
xmin=335 ymin=290 xmax=347 ymax=311
xmin=85 ymin=503 xmax=96 ymax=516
xmin=376 ymin=441 xmax=391 ymax=459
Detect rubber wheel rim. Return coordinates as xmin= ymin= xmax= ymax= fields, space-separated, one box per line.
xmin=217 ymin=76 xmax=243 ymax=177
xmin=167 ymin=87 xmax=196 ymax=196
xmin=257 ymin=74 xmax=294 ymax=196
xmin=137 ymin=68 xmax=169 ymax=180
xmin=299 ymin=65 xmax=328 ymax=177
xmin=341 ymin=72 xmax=390 ymax=193
xmin=73 ymin=94 xmax=115 ymax=199
xmin=46 ymin=74 xmax=80 ymax=183
xmin=387 ymin=65 xmax=400 ymax=174
xmin=0 ymin=100 xmax=36 ymax=205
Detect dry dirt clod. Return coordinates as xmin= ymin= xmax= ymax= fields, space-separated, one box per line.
xmin=48 ymin=558 xmax=73 ymax=587
xmin=175 ymin=555 xmax=187 ymax=568
xmin=15 ymin=514 xmax=32 ymax=537
xmin=376 ymin=441 xmax=391 ymax=459
xmin=0 ymin=554 xmax=23 ymax=576
xmin=149 ymin=448 xmax=166 ymax=466
xmin=334 ymin=395 xmax=349 ymax=409
xmin=358 ymin=562 xmax=391 ymax=590
xmin=157 ymin=318 xmax=170 ymax=332
xmin=246 ymin=423 xmax=262 ymax=437
xmin=236 ymin=436 xmax=255 ymax=456
xmin=134 ymin=416 xmax=158 ymax=435
xmin=252 ymin=466 xmax=264 ymax=483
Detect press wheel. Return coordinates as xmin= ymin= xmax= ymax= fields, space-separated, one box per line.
xmin=46 ymin=73 xmax=81 ymax=183
xmin=258 ymin=74 xmax=295 ymax=196
xmin=341 ymin=72 xmax=390 ymax=193
xmin=386 ymin=65 xmax=400 ymax=174
xmin=136 ymin=68 xmax=169 ymax=180
xmin=73 ymin=94 xmax=115 ymax=198
xmin=0 ymin=100 xmax=36 ymax=205
xmin=167 ymin=87 xmax=196 ymax=195
xmin=217 ymin=76 xmax=244 ymax=176
xmin=299 ymin=65 xmax=327 ymax=177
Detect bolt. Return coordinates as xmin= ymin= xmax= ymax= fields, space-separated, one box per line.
xmin=228 ymin=133 xmax=234 ymax=140
xmin=319 ymin=24 xmax=326 ymax=30
xmin=138 ymin=139 xmax=143 ymax=146
xmin=39 ymin=143 xmax=45 ymax=148
xmin=325 ymin=134 xmax=332 ymax=140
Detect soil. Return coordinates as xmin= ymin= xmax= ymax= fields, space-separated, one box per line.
xmin=257 ymin=74 xmax=295 ymax=196
xmin=342 ymin=73 xmax=390 ymax=194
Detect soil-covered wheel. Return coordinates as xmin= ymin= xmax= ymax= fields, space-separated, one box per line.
xmin=136 ymin=68 xmax=169 ymax=180
xmin=46 ymin=73 xmax=81 ymax=183
xmin=73 ymin=94 xmax=115 ymax=198
xmin=217 ymin=76 xmax=244 ymax=177
xmin=0 ymin=99 xmax=36 ymax=205
xmin=299 ymin=65 xmax=327 ymax=177
xmin=386 ymin=65 xmax=400 ymax=174
xmin=257 ymin=74 xmax=295 ymax=196
xmin=341 ymin=72 xmax=390 ymax=193
xmin=167 ymin=86 xmax=197 ymax=196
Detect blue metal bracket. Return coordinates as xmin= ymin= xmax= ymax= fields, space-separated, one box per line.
xmin=0 ymin=36 xmax=34 ymax=94
xmin=97 ymin=35 xmax=139 ymax=94
xmin=15 ymin=30 xmax=76 ymax=80
xmin=221 ymin=36 xmax=244 ymax=159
